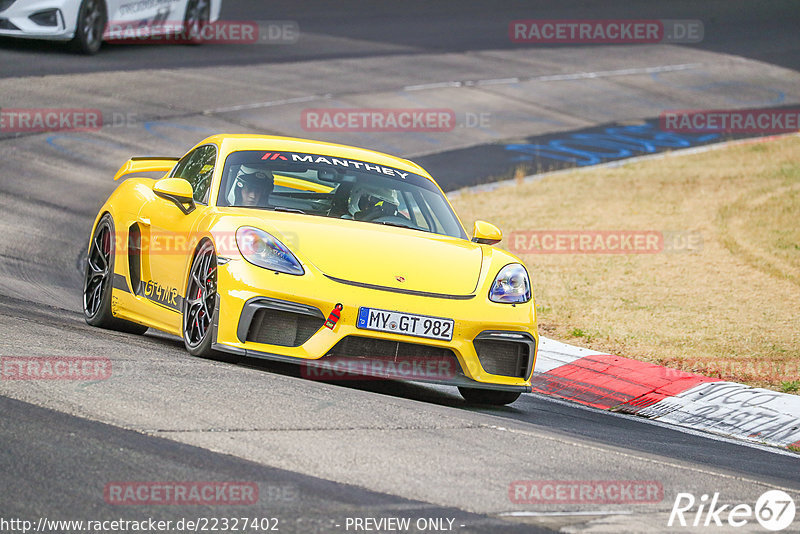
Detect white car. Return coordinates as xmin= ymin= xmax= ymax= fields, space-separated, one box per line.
xmin=0 ymin=0 xmax=222 ymax=54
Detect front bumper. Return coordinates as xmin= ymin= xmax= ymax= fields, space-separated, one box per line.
xmin=0 ymin=0 xmax=77 ymax=40
xmin=211 ymin=257 xmax=538 ymax=392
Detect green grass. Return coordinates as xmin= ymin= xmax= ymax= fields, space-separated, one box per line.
xmin=780 ymin=380 xmax=800 ymax=393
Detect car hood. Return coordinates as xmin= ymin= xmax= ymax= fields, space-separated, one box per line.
xmin=260 ymin=215 xmax=483 ymax=296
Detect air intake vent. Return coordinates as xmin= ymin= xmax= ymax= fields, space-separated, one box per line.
xmin=246 ymin=308 xmax=323 ymax=347
xmin=0 ymin=18 xmax=20 ymax=30
xmin=326 ymin=336 xmax=456 ymax=360
xmin=127 ymin=223 xmax=141 ymax=295
xmin=321 ymin=336 xmax=464 ymax=381
xmin=474 ymin=339 xmax=530 ymax=378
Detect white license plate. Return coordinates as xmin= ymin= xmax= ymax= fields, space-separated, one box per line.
xmin=356 ymin=307 xmax=454 ymax=341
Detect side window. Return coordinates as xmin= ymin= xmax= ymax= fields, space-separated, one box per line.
xmin=171 ymin=145 xmax=217 ymax=203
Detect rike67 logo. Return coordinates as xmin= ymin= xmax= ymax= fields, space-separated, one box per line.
xmin=669 ymin=490 xmax=796 ymax=531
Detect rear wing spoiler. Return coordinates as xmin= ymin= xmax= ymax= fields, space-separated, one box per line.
xmin=114 ymin=156 xmax=180 ymax=181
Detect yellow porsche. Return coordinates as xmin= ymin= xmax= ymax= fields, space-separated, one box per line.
xmin=83 ymin=135 xmax=538 ymax=405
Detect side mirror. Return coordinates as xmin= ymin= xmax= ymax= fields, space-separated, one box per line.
xmin=153 ymin=178 xmax=195 ymax=214
xmin=471 ymin=220 xmax=502 ymax=245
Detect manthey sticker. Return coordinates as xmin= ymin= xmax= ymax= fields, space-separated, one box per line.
xmin=261 ymin=152 xmax=415 ymax=180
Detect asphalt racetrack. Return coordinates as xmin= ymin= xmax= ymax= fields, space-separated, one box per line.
xmin=0 ymin=2 xmax=799 ymax=533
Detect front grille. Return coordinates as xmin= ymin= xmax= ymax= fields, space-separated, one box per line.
xmin=474 ymin=339 xmax=530 ymax=378
xmin=326 ymin=336 xmax=455 ymax=360
xmin=321 ymin=336 xmax=463 ymax=381
xmin=246 ymin=308 xmax=323 ymax=347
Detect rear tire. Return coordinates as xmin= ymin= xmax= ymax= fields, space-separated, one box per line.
xmin=71 ymin=0 xmax=106 ymax=54
xmin=458 ymin=387 xmax=521 ymax=406
xmin=182 ymin=0 xmax=210 ymax=44
xmin=83 ymin=214 xmax=148 ymax=335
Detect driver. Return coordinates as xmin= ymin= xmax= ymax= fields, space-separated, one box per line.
xmin=348 ymin=183 xmax=399 ymax=221
xmin=233 ymin=166 xmax=274 ymax=207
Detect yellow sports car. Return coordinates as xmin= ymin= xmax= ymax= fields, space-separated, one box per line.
xmin=83 ymin=135 xmax=538 ymax=405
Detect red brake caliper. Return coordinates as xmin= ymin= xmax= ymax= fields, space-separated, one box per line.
xmin=195 ymin=263 xmax=213 ymax=331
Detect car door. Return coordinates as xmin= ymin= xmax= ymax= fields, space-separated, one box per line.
xmin=105 ymin=0 xmax=171 ymax=37
xmin=134 ymin=144 xmax=217 ymax=330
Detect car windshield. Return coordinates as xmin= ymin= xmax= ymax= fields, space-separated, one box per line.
xmin=217 ymin=150 xmax=468 ymax=239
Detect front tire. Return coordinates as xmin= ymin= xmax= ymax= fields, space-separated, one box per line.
xmin=71 ymin=0 xmax=106 ymax=54
xmin=458 ymin=387 xmax=521 ymax=406
xmin=83 ymin=214 xmax=148 ymax=334
xmin=182 ymin=240 xmax=219 ymax=358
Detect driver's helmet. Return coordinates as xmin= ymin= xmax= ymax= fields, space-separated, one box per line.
xmin=348 ymin=183 xmax=399 ymax=219
xmin=233 ymin=165 xmax=274 ymax=206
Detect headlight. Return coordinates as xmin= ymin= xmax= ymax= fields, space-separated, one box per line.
xmin=235 ymin=226 xmax=304 ymax=275
xmin=489 ymin=263 xmax=531 ymax=303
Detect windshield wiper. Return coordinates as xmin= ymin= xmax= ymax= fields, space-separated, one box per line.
xmin=375 ymin=221 xmax=425 ymax=232
xmin=271 ymin=206 xmax=306 ymax=214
